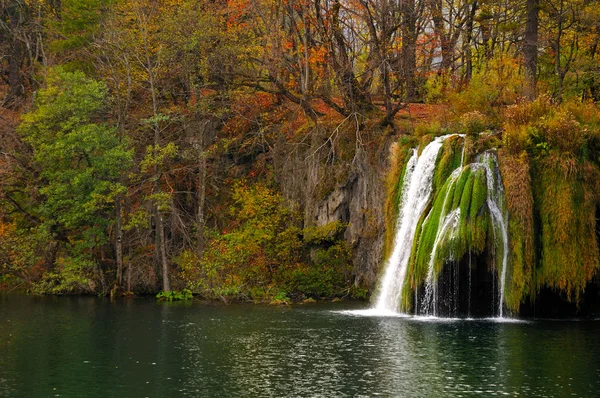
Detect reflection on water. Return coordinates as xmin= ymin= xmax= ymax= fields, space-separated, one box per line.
xmin=1 ymin=295 xmax=599 ymax=397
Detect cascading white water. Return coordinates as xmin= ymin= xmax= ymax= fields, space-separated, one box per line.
xmin=373 ymin=136 xmax=452 ymax=313
xmin=372 ymin=134 xmax=509 ymax=318
xmin=416 ymin=151 xmax=509 ymax=318
xmin=421 ymin=208 xmax=461 ymax=316
xmin=481 ymin=153 xmax=509 ymax=317
xmin=418 ymin=167 xmax=462 ymax=315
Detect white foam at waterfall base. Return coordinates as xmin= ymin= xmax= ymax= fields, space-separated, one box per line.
xmin=336 ymin=309 xmax=411 ymax=318
xmin=373 ymin=135 xmax=454 ymax=313
xmin=334 ymin=310 xmax=528 ymax=323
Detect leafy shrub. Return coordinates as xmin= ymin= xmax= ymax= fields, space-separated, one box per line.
xmin=182 ymin=182 xmax=304 ymax=299
xmin=349 ymin=286 xmax=369 ymax=300
xmin=447 ymin=55 xmax=524 ymax=120
xmin=424 ymin=74 xmax=449 ymax=104
xmin=32 ymin=255 xmax=94 ymax=295
xmin=502 ymin=96 xmax=599 ymax=158
xmin=414 ymin=121 xmax=443 ymax=138
xmin=536 ymin=110 xmax=584 ymax=155
xmin=503 ymin=124 xmax=533 ymax=155
xmin=157 ymin=288 xmax=193 ymax=301
xmin=504 ymin=95 xmax=553 ymax=127
xmin=303 ymin=221 xmax=344 ymax=244
xmin=269 ymin=291 xmax=290 ymax=305
xmin=283 ymin=242 xmax=351 ymax=298
xmin=0 ymin=223 xmax=51 ymax=286
xmin=459 ymin=111 xmax=489 ymax=136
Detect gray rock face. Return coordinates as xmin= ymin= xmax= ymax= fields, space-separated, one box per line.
xmin=274 ymin=129 xmax=391 ymax=289
xmin=314 ymin=185 xmax=350 ymax=226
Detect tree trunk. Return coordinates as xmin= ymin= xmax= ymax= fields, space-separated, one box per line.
xmin=157 ymin=212 xmax=170 ymax=291
xmin=44 ymin=241 xmax=59 ymax=271
xmin=431 ymin=0 xmax=450 ymax=73
xmin=132 ymin=1 xmax=171 ymax=292
xmin=464 ymin=2 xmax=478 ymax=84
xmin=115 ymin=196 xmax=124 ymax=287
xmin=127 ymin=249 xmax=132 ymax=292
xmin=331 ymin=0 xmax=371 ymax=112
xmin=143 ymin=5 xmax=170 ymax=292
xmin=555 ymin=21 xmax=563 ymax=101
xmin=401 ymin=0 xmax=417 ymax=101
xmin=523 ymin=0 xmax=539 ymax=100
xmin=197 ymin=121 xmax=208 ymax=258
xmin=6 ymin=2 xmax=25 ymax=105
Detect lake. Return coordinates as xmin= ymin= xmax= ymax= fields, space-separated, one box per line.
xmin=1 ymin=294 xmax=599 ymax=397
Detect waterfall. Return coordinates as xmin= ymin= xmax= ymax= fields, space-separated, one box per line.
xmin=374 ymin=133 xmax=509 ymax=318
xmin=373 ymin=136 xmax=452 ymax=312
xmin=421 ymin=208 xmax=461 ymax=316
xmin=416 ymin=153 xmax=509 ymax=317
xmin=415 ymin=154 xmax=508 ymax=318
xmin=481 ymin=153 xmax=509 ymax=317
xmin=467 ymin=252 xmax=472 ymax=317
xmin=419 ymin=168 xmax=461 ymax=316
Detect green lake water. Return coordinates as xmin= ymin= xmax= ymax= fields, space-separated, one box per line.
xmin=1 ymin=294 xmax=599 ymax=397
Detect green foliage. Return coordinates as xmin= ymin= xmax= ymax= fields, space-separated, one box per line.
xmin=123 ymin=208 xmax=150 ymax=231
xmin=447 ymin=55 xmax=524 ymax=122
xmin=19 ymin=67 xmax=132 ymax=234
xmin=283 ymin=242 xmax=351 ymax=298
xmin=459 ymin=111 xmax=490 ymax=136
xmin=0 ymin=223 xmax=51 ymax=285
xmin=140 ymin=143 xmax=178 ymax=174
xmin=503 ymin=97 xmax=600 ymax=159
xmin=183 ymin=182 xmax=303 ymax=299
xmin=51 ymin=0 xmax=103 ymax=46
xmin=269 ymin=291 xmax=291 ymax=305
xmin=414 ymin=122 xmax=443 ymax=138
xmin=15 ymin=67 xmax=132 ymax=292
xmin=32 ymin=255 xmax=94 ymax=295
xmin=178 ymin=181 xmax=353 ymax=301
xmin=157 ymin=289 xmax=193 ymax=301
xmin=349 ymin=286 xmax=369 ymax=300
xmin=424 ymin=74 xmax=449 ymax=104
xmin=303 ymin=221 xmax=345 ymax=244
xmin=532 ymin=157 xmax=599 ymax=302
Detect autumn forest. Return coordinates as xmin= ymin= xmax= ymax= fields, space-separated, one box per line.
xmin=1 ymin=0 xmax=599 ymax=311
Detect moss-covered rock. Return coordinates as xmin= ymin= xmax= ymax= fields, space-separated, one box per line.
xmin=532 ymin=154 xmax=599 ymax=302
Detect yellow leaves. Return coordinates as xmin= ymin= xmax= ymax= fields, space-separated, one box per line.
xmin=123 ymin=207 xmax=149 ymax=232
xmin=538 ymin=110 xmax=584 ymax=155
xmin=0 ymin=222 xmax=16 ymax=240
xmin=139 ymin=142 xmax=178 ymax=174
xmin=534 ymin=157 xmax=600 ymax=302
